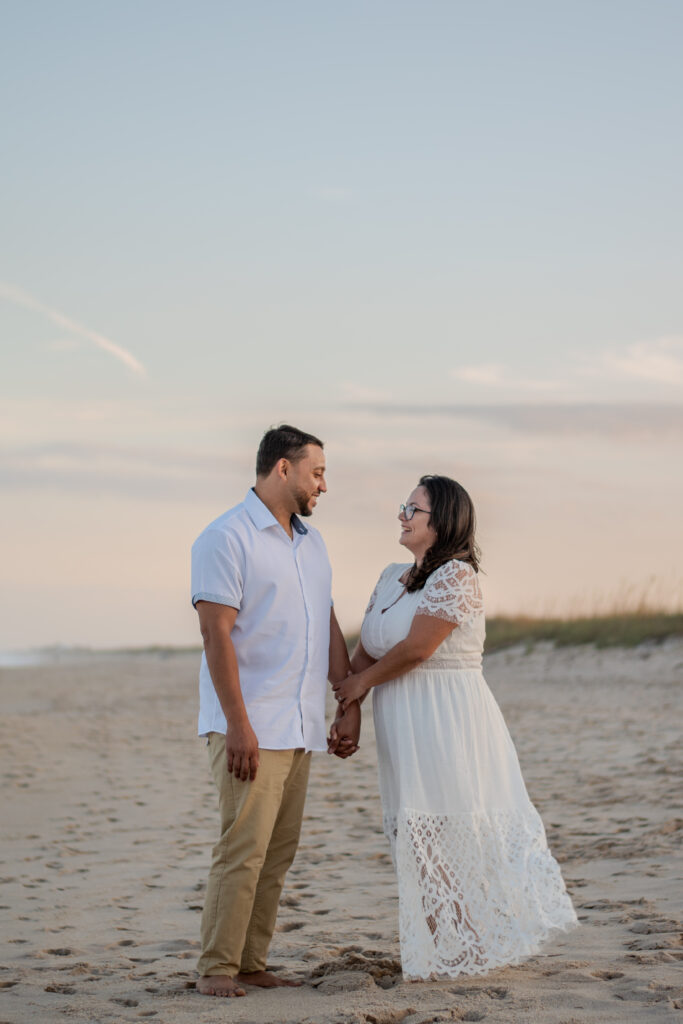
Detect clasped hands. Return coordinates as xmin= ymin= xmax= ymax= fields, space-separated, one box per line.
xmin=327 ymin=673 xmax=368 ymax=758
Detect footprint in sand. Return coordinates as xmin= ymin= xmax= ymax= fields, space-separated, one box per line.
xmin=310 ymin=946 xmax=403 ymax=987
xmin=624 ymin=914 xmax=683 ymax=953
xmin=278 ymin=920 xmax=305 ymax=932
xmin=629 ymin=918 xmax=681 ymax=934
xmin=612 ymin=977 xmax=683 ymax=1006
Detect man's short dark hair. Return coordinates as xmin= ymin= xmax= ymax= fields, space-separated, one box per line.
xmin=256 ymin=424 xmax=324 ymax=477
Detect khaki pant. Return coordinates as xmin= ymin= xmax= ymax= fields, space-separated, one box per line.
xmin=197 ymin=733 xmax=311 ymax=977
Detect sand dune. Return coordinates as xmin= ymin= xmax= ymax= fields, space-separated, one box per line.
xmin=1 ymin=641 xmax=682 ymax=1022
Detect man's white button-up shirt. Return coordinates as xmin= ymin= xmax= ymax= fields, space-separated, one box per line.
xmin=191 ymin=488 xmax=332 ymax=752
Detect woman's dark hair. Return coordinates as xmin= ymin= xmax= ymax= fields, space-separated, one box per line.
xmin=405 ymin=475 xmax=481 ymax=592
xmin=256 ymin=424 xmax=324 ymax=477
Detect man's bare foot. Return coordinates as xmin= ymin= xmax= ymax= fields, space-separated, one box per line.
xmin=235 ymin=969 xmax=302 ymax=988
xmin=196 ymin=975 xmax=246 ymax=997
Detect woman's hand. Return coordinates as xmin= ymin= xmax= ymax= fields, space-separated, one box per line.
xmin=333 ymin=672 xmax=369 ymax=711
xmin=327 ymin=700 xmax=361 ymax=757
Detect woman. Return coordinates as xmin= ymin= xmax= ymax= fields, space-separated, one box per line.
xmin=333 ymin=475 xmax=577 ymax=979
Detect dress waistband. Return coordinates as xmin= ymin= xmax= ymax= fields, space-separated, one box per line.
xmin=421 ymin=655 xmax=483 ymax=670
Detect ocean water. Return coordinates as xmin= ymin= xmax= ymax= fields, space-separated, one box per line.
xmin=0 ymin=650 xmax=53 ymax=667
xmin=0 ymin=647 xmax=102 ymax=667
xmin=0 ymin=647 xmax=196 ymax=667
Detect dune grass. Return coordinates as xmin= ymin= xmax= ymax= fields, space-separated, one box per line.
xmin=483 ymin=612 xmax=683 ymax=652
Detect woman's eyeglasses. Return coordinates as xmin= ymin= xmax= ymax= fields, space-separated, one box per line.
xmin=399 ymin=503 xmax=431 ymax=521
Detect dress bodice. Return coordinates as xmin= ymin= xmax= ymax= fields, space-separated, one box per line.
xmin=360 ymin=560 xmax=485 ymax=670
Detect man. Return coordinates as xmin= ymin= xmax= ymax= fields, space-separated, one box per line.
xmin=191 ymin=424 xmax=360 ymax=998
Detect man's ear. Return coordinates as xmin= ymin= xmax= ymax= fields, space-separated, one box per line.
xmin=276 ymin=457 xmax=288 ymax=480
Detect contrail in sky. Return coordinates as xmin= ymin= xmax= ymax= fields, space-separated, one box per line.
xmin=0 ymin=281 xmax=146 ymax=376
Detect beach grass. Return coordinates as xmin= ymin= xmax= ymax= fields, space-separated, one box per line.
xmin=483 ymin=612 xmax=683 ymax=652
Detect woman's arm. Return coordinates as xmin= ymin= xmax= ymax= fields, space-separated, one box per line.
xmin=333 ymin=614 xmax=455 ymax=709
xmin=350 ymin=638 xmax=377 ymax=674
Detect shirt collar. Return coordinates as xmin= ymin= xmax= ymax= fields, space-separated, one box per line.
xmin=244 ymin=488 xmax=308 ymax=536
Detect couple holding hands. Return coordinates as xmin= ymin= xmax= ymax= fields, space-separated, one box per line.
xmin=190 ymin=424 xmax=576 ymax=998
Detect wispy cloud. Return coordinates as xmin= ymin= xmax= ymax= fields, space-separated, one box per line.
xmin=0 ymin=440 xmax=243 ymax=501
xmin=591 ymin=337 xmax=683 ymax=385
xmin=0 ymin=282 xmax=146 ymax=376
xmin=347 ymin=401 xmax=683 ymax=440
xmin=450 ymin=338 xmax=683 ymax=400
xmin=451 ymin=363 xmax=562 ymax=392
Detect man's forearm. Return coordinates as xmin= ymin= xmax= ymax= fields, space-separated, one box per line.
xmin=328 ymin=609 xmax=352 ymax=682
xmin=203 ymin=627 xmax=250 ymax=724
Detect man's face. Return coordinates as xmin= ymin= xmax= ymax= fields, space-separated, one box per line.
xmin=287 ymin=445 xmax=327 ymax=517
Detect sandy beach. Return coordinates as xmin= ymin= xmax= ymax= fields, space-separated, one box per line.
xmin=1 ymin=641 xmax=682 ymax=1023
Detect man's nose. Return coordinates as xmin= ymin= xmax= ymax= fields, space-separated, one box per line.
xmin=318 ymin=477 xmax=327 ymax=493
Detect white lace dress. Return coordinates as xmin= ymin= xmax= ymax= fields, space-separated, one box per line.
xmin=361 ymin=560 xmax=577 ymax=979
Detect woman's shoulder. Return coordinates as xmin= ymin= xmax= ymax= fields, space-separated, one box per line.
xmin=429 ymin=558 xmax=478 ymax=583
xmin=418 ymin=558 xmax=484 ymax=622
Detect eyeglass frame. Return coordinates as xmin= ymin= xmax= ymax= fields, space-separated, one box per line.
xmin=399 ymin=503 xmax=431 ymax=521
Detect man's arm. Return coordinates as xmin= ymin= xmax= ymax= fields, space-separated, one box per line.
xmin=196 ymin=600 xmax=260 ymax=782
xmin=327 ymin=608 xmax=360 ymax=757
xmin=328 ymin=607 xmax=352 ymax=682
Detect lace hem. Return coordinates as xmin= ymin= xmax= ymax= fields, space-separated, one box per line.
xmin=384 ymin=807 xmax=578 ymax=979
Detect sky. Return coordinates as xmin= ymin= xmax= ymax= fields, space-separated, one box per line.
xmin=1 ymin=0 xmax=682 ymax=648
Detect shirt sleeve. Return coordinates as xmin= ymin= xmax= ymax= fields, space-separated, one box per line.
xmin=415 ymin=560 xmax=483 ymax=626
xmin=191 ymin=528 xmax=244 ymax=609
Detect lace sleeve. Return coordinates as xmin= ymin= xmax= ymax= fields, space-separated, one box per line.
xmin=364 ymin=564 xmax=394 ymax=616
xmin=415 ymin=560 xmax=483 ymax=626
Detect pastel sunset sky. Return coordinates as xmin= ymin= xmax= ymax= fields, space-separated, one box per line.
xmin=2 ymin=1 xmax=682 ymax=648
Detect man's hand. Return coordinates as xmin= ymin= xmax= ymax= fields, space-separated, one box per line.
xmin=226 ymin=719 xmax=260 ymax=781
xmin=327 ymin=700 xmax=361 ymax=758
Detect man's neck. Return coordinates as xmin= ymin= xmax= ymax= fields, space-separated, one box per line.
xmin=253 ymin=482 xmax=294 ymax=538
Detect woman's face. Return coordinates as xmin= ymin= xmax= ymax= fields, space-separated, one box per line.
xmin=398 ymin=484 xmax=438 ymax=562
